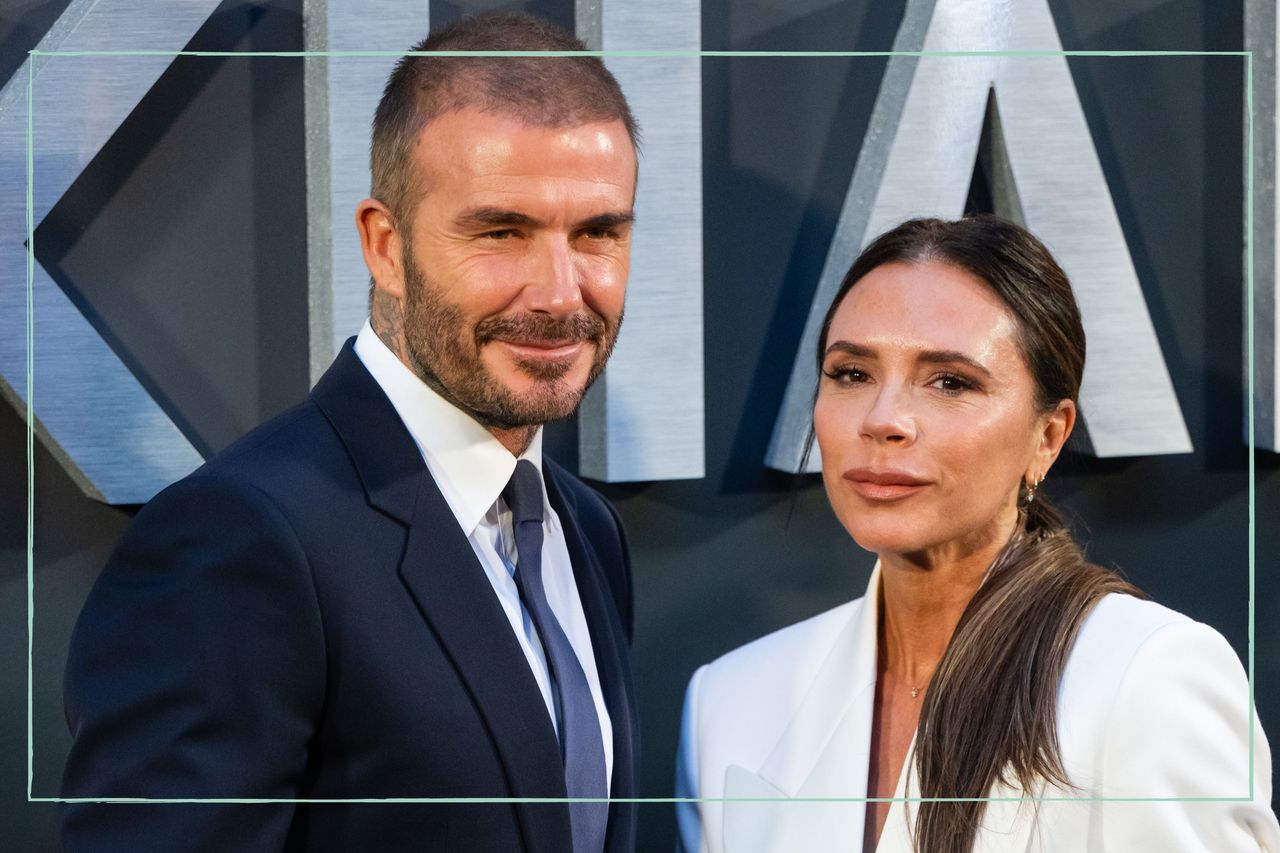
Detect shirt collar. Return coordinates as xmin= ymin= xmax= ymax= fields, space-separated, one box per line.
xmin=353 ymin=321 xmax=544 ymax=535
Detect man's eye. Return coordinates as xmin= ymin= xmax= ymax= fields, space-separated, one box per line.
xmin=482 ymin=229 xmax=518 ymax=240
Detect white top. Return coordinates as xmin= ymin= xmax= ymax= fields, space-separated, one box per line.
xmin=677 ymin=565 xmax=1280 ymax=852
xmin=354 ymin=321 xmax=613 ymax=787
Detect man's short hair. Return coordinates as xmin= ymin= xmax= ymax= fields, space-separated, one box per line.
xmin=370 ymin=12 xmax=640 ymax=230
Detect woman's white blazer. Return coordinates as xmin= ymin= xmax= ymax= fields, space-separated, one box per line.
xmin=676 ymin=567 xmax=1280 ymax=852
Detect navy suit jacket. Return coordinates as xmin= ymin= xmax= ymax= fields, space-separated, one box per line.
xmin=62 ymin=340 xmax=639 ymax=853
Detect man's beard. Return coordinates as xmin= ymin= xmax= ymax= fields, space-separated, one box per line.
xmin=400 ymin=250 xmax=621 ymax=431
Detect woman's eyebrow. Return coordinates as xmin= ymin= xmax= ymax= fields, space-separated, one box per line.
xmin=823 ymin=340 xmax=875 ymax=358
xmin=917 ymin=349 xmax=993 ymax=378
xmin=824 ymin=341 xmax=993 ymax=378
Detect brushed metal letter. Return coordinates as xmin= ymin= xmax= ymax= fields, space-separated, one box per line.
xmin=576 ymin=0 xmax=706 ymax=482
xmin=0 ymin=0 xmax=219 ymax=503
xmin=1247 ymin=0 xmax=1278 ymax=452
xmin=303 ymin=0 xmax=429 ymax=380
xmin=765 ymin=0 xmax=1192 ymax=472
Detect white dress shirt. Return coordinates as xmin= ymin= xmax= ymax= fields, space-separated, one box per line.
xmin=354 ymin=321 xmax=613 ymax=788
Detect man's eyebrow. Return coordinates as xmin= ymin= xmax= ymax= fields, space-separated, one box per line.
xmin=577 ymin=211 xmax=635 ymax=230
xmin=454 ymin=207 xmax=540 ymax=230
xmin=823 ymin=341 xmax=993 ymax=378
xmin=453 ymin=208 xmax=635 ymax=232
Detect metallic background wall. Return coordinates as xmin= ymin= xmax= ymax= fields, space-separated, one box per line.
xmin=1 ymin=0 xmax=1275 ymax=850
xmin=0 ymin=0 xmax=218 ymax=504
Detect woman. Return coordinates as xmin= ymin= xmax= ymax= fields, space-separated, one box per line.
xmin=675 ymin=216 xmax=1279 ymax=852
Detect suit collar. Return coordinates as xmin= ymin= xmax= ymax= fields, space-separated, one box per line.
xmin=313 ymin=342 xmax=634 ymax=851
xmin=314 ymin=340 xmax=572 ymax=850
xmin=352 ymin=322 xmax=546 ymax=534
xmin=398 ymin=465 xmax=573 ymax=853
xmin=400 ymin=463 xmax=635 ymax=852
xmin=310 ymin=338 xmax=422 ymax=524
xmin=308 ymin=343 xmax=629 ymax=845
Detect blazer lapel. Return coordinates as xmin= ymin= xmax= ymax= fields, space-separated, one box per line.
xmin=712 ymin=556 xmax=1039 ymax=853
xmin=723 ymin=566 xmax=881 ymax=853
xmin=543 ymin=466 xmax=639 ymax=851
xmin=874 ymin=737 xmax=915 ymax=853
xmin=312 ymin=341 xmax=572 ymax=853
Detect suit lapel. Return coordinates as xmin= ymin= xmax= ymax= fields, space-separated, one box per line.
xmin=398 ymin=473 xmax=573 ymax=852
xmin=312 ymin=341 xmax=572 ymax=853
xmin=544 ymin=465 xmax=638 ymax=851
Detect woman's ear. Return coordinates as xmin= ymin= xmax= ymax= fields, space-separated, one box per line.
xmin=1028 ymin=398 xmax=1076 ymax=483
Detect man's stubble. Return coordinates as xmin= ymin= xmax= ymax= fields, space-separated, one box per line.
xmin=399 ymin=243 xmax=623 ymax=432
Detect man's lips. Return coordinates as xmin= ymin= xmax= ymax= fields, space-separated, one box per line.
xmin=493 ymin=338 xmax=588 ymax=360
xmin=843 ymin=467 xmax=931 ymax=500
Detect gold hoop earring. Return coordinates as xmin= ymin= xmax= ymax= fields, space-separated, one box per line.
xmin=1025 ymin=475 xmax=1044 ymax=504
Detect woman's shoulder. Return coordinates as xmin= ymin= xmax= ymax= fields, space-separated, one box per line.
xmin=677 ymin=596 xmax=868 ymax=805
xmin=1063 ymin=592 xmax=1242 ymax=701
xmin=1057 ymin=593 xmax=1254 ymax=777
xmin=682 ymin=597 xmax=867 ymax=757
xmin=695 ymin=597 xmax=864 ymax=698
xmin=1054 ymin=594 xmax=1277 ymax=847
xmin=1068 ymin=592 xmax=1236 ymax=677
xmin=1072 ymin=591 xmax=1195 ymax=651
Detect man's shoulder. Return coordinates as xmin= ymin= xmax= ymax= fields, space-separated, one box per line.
xmin=140 ymin=397 xmax=354 ymax=527
xmin=194 ymin=398 xmax=346 ymax=489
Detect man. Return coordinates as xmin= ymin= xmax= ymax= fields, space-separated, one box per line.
xmin=62 ymin=13 xmax=640 ymax=853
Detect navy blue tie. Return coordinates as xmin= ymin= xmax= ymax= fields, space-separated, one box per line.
xmin=503 ymin=460 xmax=608 ymax=853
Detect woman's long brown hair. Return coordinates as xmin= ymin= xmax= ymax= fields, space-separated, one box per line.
xmin=814 ymin=216 xmax=1144 ymax=853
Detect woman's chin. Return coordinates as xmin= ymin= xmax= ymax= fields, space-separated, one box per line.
xmin=846 ymin=527 xmax=937 ymax=560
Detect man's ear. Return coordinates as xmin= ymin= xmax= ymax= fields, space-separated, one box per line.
xmin=1028 ymin=398 xmax=1077 ymax=483
xmin=356 ymin=199 xmax=404 ymax=301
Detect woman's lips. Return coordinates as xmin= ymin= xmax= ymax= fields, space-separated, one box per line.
xmin=844 ymin=467 xmax=931 ymax=501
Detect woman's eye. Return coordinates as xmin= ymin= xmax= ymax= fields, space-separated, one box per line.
xmin=930 ymin=373 xmax=974 ymax=394
xmin=823 ymin=366 xmax=869 ymax=384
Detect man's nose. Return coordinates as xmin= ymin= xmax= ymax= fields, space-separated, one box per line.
xmin=860 ymin=384 xmax=917 ymax=445
xmin=522 ymin=236 xmax=583 ymax=315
